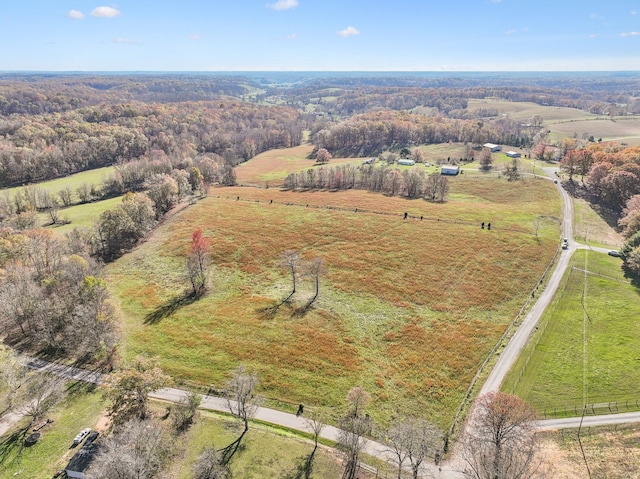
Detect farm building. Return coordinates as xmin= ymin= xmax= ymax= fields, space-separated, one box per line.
xmin=506 ymin=151 xmax=521 ymax=158
xmin=441 ymin=165 xmax=460 ymax=175
xmin=483 ymin=143 xmax=502 ymax=152
xmin=397 ymin=159 xmax=416 ymax=166
xmin=65 ymin=436 xmax=99 ymax=478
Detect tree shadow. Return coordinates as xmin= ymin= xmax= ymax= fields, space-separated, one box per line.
xmin=144 ymin=292 xmax=199 ymax=325
xmin=0 ymin=426 xmax=29 ymax=466
xmin=281 ymin=454 xmax=315 ymax=479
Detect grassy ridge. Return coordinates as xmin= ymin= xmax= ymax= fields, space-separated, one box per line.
xmin=504 ymin=250 xmax=640 ymax=412
xmin=108 ymin=178 xmax=560 ymax=428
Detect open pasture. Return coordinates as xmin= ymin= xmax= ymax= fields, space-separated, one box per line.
xmin=549 ymin=118 xmax=640 ymax=145
xmin=504 ymin=250 xmax=640 ymax=414
xmin=467 ymin=98 xmax=598 ymax=123
xmin=108 ymin=177 xmax=560 ymax=428
xmin=1 ymin=166 xmax=115 ymax=202
xmin=235 ymin=144 xmax=362 ymax=187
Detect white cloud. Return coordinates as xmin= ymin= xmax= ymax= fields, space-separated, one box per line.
xmin=285 ymin=33 xmax=297 ymax=40
xmin=114 ymin=37 xmax=140 ymax=45
xmin=91 ymin=6 xmax=121 ymax=18
xmin=67 ymin=10 xmax=85 ymax=19
xmin=337 ymin=26 xmax=360 ymax=38
xmin=505 ymin=29 xmax=516 ymax=35
xmin=632 ymin=11 xmax=638 ymax=15
xmin=267 ymin=0 xmax=299 ymax=11
xmin=589 ymin=33 xmax=598 ymax=38
xmin=188 ymin=34 xmax=202 ymax=41
xmin=620 ymin=31 xmax=640 ymax=37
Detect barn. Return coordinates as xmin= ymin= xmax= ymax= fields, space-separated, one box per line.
xmin=441 ymin=165 xmax=460 ymax=175
xmin=397 ymin=159 xmax=416 ymax=166
xmin=483 ymin=143 xmax=502 ymax=152
xmin=506 ymin=151 xmax=521 ymax=158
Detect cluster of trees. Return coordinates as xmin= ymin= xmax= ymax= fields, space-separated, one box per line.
xmin=0 ymin=227 xmax=119 ymax=359
xmin=618 ymin=194 xmax=640 ymax=275
xmin=94 ymin=358 xmax=260 ymax=479
xmin=0 ymin=94 xmax=302 ymax=187
xmin=311 ymin=110 xmax=532 ymax=157
xmin=283 ymin=163 xmax=450 ymax=201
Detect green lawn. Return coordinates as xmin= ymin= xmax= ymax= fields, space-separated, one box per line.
xmin=38 ymin=195 xmax=124 ymax=234
xmin=504 ymin=250 xmax=640 ymax=415
xmin=2 ymin=166 xmax=115 ymax=203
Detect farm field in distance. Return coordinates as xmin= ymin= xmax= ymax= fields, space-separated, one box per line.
xmin=467 ymin=98 xmax=640 ymax=146
xmin=503 ymin=250 xmax=640 ymax=416
xmin=107 ymin=176 xmax=561 ymax=429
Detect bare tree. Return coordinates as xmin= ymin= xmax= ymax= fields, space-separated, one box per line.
xmin=58 ymin=186 xmax=74 ymax=207
xmin=339 ymin=387 xmax=373 ymax=479
xmin=479 ymin=149 xmax=493 ymax=171
xmin=220 ymin=365 xmax=262 ymax=465
xmin=460 ymin=392 xmax=541 ymax=479
xmin=304 ymin=257 xmax=324 ymax=309
xmin=299 ymin=408 xmax=327 ymax=479
xmin=193 ymin=447 xmax=230 ymax=479
xmin=91 ymin=419 xmax=170 ymax=479
xmin=280 ymin=250 xmax=301 ymax=304
xmin=17 ymin=373 xmax=66 ymax=428
xmin=0 ymin=347 xmax=29 ymax=412
xmin=386 ymin=417 xmax=442 ymax=479
xmin=503 ymin=159 xmax=521 ymax=181
xmin=169 ymin=390 xmax=202 ymax=433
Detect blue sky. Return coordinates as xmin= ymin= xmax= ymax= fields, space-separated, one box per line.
xmin=1 ymin=1 xmax=639 ymax=71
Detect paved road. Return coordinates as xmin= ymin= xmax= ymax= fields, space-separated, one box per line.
xmin=480 ymin=174 xmax=574 ymax=396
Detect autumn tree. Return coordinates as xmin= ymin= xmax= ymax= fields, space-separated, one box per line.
xmin=104 ymin=355 xmax=173 ymax=430
xmin=459 ymin=392 xmax=540 ymax=479
xmin=315 ymin=148 xmax=332 ymax=165
xmin=479 ymin=149 xmax=493 ymax=171
xmin=187 ymin=228 xmax=211 ymax=296
xmin=144 ymin=173 xmax=179 ymax=218
xmin=220 ymin=365 xmax=262 ymax=465
xmin=339 ymin=387 xmax=373 ymax=479
xmin=17 ymin=372 xmax=66 ymax=428
xmin=503 ymin=159 xmax=521 ymax=181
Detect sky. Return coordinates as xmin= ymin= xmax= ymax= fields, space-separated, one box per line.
xmin=1 ymin=1 xmax=640 ymax=71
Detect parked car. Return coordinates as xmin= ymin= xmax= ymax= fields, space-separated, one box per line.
xmin=562 ymin=238 xmax=569 ymax=249
xmin=608 ymin=250 xmax=622 ymax=257
xmin=72 ymin=428 xmax=91 ymax=446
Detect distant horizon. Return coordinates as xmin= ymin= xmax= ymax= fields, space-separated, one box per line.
xmin=2 ymin=70 xmax=640 ymax=75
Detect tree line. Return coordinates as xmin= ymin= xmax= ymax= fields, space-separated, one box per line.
xmin=311 ymin=110 xmax=533 ymax=158
xmin=283 ymin=163 xmax=450 ymax=201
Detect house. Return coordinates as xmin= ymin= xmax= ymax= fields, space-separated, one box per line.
xmin=397 ymin=159 xmax=415 ymax=166
xmin=65 ymin=434 xmax=99 ymax=479
xmin=483 ymin=143 xmax=502 ymax=152
xmin=440 ymin=165 xmax=460 ymax=176
xmin=506 ymin=151 xmax=521 ymax=158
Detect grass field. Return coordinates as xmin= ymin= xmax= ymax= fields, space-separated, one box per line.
xmin=35 ymin=195 xmax=124 ymax=234
xmin=572 ymin=197 xmax=623 ymax=248
xmin=503 ymin=250 xmax=640 ymax=414
xmin=107 ymin=176 xmax=560 ymax=429
xmin=0 ymin=382 xmax=105 ymax=479
xmin=1 ymin=166 xmax=115 ymax=203
xmin=165 ymin=409 xmax=346 ymax=479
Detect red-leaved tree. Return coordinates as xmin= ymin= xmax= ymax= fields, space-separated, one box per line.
xmin=187 ymin=228 xmax=210 ymax=296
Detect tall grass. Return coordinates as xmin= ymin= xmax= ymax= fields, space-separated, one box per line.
xmin=108 ymin=178 xmax=560 ymax=428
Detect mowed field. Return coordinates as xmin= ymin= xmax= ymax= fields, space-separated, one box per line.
xmin=504 ymin=250 xmax=640 ymax=414
xmin=107 ymin=177 xmax=560 ymax=429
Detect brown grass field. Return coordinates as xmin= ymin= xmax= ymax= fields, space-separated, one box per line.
xmin=107 ymin=176 xmax=560 ymax=429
